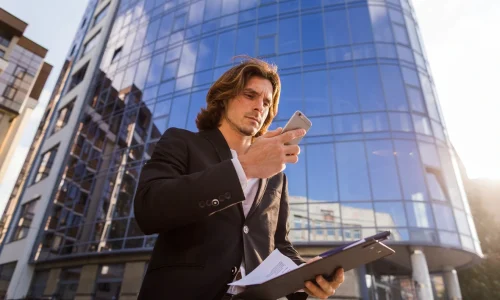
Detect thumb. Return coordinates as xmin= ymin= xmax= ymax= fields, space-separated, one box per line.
xmin=262 ymin=127 xmax=283 ymax=138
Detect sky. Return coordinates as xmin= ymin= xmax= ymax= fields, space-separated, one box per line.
xmin=0 ymin=0 xmax=498 ymax=211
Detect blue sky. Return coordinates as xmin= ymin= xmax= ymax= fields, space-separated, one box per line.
xmin=0 ymin=0 xmax=498 ymax=211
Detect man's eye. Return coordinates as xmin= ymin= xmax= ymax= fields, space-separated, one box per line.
xmin=245 ymin=94 xmax=253 ymax=99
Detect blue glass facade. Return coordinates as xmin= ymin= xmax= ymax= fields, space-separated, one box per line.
xmin=31 ymin=0 xmax=481 ymax=267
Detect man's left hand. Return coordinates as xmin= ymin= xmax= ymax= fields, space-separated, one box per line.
xmin=303 ymin=257 xmax=345 ymax=299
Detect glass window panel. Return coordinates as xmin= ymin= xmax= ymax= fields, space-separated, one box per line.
xmin=380 ymin=65 xmax=409 ymax=111
xmin=306 ymin=144 xmax=338 ymax=202
xmin=259 ymin=35 xmax=276 ymax=56
xmin=202 ymin=20 xmax=218 ymax=33
xmin=151 ymin=116 xmax=168 ymax=137
xmin=393 ymin=24 xmax=409 ymax=45
xmin=374 ymin=202 xmax=407 ymax=227
xmin=336 ymin=142 xmax=371 ymax=201
xmin=356 ymin=65 xmax=386 ymax=112
xmin=419 ymin=142 xmax=440 ymax=168
xmin=204 ymin=0 xmax=221 ymax=20
xmin=439 ymin=231 xmax=460 ymax=247
xmin=438 ymin=148 xmax=464 ymax=209
xmin=389 ymin=8 xmax=404 ymax=24
xmin=290 ymin=204 xmax=308 ymax=229
xmin=162 ymin=60 xmax=178 ymax=81
xmin=284 ymin=150 xmax=307 ymax=201
xmin=173 ymin=14 xmax=186 ymax=31
xmin=258 ymin=20 xmax=277 ymax=36
xmin=221 ymin=0 xmax=239 ymax=15
xmin=145 ymin=52 xmax=165 ymax=87
xmin=302 ymin=70 xmax=330 ymax=116
xmin=433 ymin=204 xmax=457 ymax=231
xmin=158 ymin=80 xmax=174 ymax=96
xmin=220 ymin=14 xmax=238 ymax=27
xmin=134 ymin=58 xmax=151 ymax=90
xmin=301 ymin=0 xmax=321 ymax=9
xmin=409 ymin=228 xmax=438 ymax=243
xmin=432 ymin=121 xmax=445 ymax=141
xmin=215 ymin=30 xmax=236 ymax=66
xmin=389 ymin=112 xmax=413 ymax=132
xmin=178 ymin=41 xmax=198 ymax=77
xmin=175 ymin=75 xmax=193 ymax=91
xmin=460 ymin=235 xmax=474 ymax=250
xmin=407 ymin=86 xmax=425 ymax=113
xmin=145 ymin=19 xmax=160 ymax=45
xmin=153 ymin=99 xmax=171 ymax=118
xmin=324 ymin=10 xmax=350 ymax=46
xmin=278 ymin=53 xmax=301 ymax=69
xmin=366 ymin=140 xmax=402 ymax=200
xmin=334 ymin=115 xmax=361 ymax=134
xmin=258 ymin=3 xmax=277 ymax=18
xmin=236 ymin=26 xmax=256 ymax=57
xmin=394 ymin=140 xmax=428 ymax=200
xmin=193 ymin=69 xmax=213 ymax=86
xmin=381 ymin=228 xmax=409 ymax=241
xmin=239 ymin=8 xmax=256 ymax=23
xmin=331 ymin=68 xmax=359 ymax=114
xmin=196 ymin=36 xmax=217 ymax=71
xmin=413 ymin=114 xmax=432 ymax=135
xmin=405 ymin=16 xmax=422 ymax=53
xmin=397 ymin=45 xmax=414 ymax=63
xmin=406 ymin=202 xmax=434 ymax=228
xmin=454 ymin=210 xmax=471 ymax=235
xmin=362 ymin=113 xmax=389 ymax=132
xmin=241 ymin=0 xmax=258 ymax=10
xmin=280 ymin=0 xmax=299 ymax=14
xmin=419 ymin=74 xmax=440 ymax=121
xmin=402 ymin=67 xmax=420 ymax=87
xmin=186 ymin=90 xmax=206 ymax=132
xmin=277 ymin=74 xmax=302 ymax=119
xmin=348 ymin=7 xmax=374 ymax=43
xmin=376 ymin=43 xmax=397 ymax=59
xmin=426 ymin=171 xmax=447 ymax=201
xmin=327 ymin=46 xmax=352 ymax=62
xmin=301 ymin=13 xmax=324 ymax=50
xmin=369 ymin=6 xmax=394 ymax=42
xmin=341 ymin=202 xmax=375 ymax=227
xmin=188 ymin=1 xmax=205 ymax=25
xmin=168 ymin=95 xmax=190 ymax=128
xmin=307 ymin=116 xmax=333 ymax=136
xmin=302 ymin=49 xmax=326 ymax=65
xmin=352 ymin=44 xmax=376 ymax=60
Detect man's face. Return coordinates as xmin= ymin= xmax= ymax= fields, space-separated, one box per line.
xmin=223 ymin=76 xmax=273 ymax=137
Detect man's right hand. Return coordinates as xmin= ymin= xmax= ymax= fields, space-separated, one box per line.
xmin=238 ymin=127 xmax=306 ymax=179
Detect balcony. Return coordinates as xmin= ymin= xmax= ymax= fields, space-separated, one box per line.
xmin=0 ymin=55 xmax=7 ymax=73
xmin=0 ymin=97 xmax=21 ymax=115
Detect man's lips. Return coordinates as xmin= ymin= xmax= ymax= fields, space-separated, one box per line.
xmin=247 ymin=116 xmax=260 ymax=123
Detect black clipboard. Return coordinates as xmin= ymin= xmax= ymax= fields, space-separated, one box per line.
xmin=233 ymin=231 xmax=395 ymax=300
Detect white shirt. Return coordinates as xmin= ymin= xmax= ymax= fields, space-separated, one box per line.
xmin=227 ymin=149 xmax=260 ymax=294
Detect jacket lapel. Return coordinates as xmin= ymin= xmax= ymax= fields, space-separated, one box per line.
xmin=199 ymin=128 xmax=245 ymax=219
xmin=246 ymin=177 xmax=269 ymax=219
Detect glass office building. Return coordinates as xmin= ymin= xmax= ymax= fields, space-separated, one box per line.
xmin=0 ymin=0 xmax=482 ymax=299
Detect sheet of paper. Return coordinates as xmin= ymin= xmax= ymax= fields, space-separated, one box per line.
xmin=228 ymin=249 xmax=299 ymax=286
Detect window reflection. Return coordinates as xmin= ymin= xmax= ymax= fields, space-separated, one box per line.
xmin=301 ymin=14 xmax=324 ymax=50
xmin=369 ymin=6 xmax=393 ymax=42
xmin=348 ymin=7 xmax=373 ymax=44
xmin=394 ymin=140 xmax=428 ymax=200
xmin=336 ymin=142 xmax=371 ymax=201
xmin=341 ymin=202 xmax=376 ymax=227
xmin=284 ymin=148 xmax=307 ymax=201
xmin=439 ymin=231 xmax=460 ymax=247
xmin=215 ymin=30 xmax=236 ymax=66
xmin=362 ymin=113 xmax=389 ymax=132
xmin=278 ymin=73 xmax=303 ymax=119
xmin=412 ymin=114 xmax=432 ymax=135
xmin=324 ymin=10 xmax=350 ymax=47
xmin=334 ymin=114 xmax=361 ymax=134
xmin=366 ymin=140 xmax=402 ymax=200
xmin=406 ymin=201 xmax=434 ymax=228
xmin=236 ymin=26 xmax=256 ymax=57
xmin=454 ymin=209 xmax=471 ymax=236
xmin=306 ymin=144 xmax=338 ymax=202
xmin=380 ymin=65 xmax=408 ymax=111
xmin=433 ymin=204 xmax=457 ymax=231
xmin=330 ymin=68 xmax=359 ymax=113
xmin=374 ymin=202 xmax=407 ymax=227
xmin=302 ymin=71 xmax=329 ymax=116
xmin=357 ymin=65 xmax=386 ymax=112
xmin=389 ymin=112 xmax=413 ymax=132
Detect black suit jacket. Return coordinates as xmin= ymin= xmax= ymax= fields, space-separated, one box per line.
xmin=134 ymin=127 xmax=308 ymax=300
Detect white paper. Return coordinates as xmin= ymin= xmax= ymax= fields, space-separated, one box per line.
xmin=228 ymin=249 xmax=299 ymax=286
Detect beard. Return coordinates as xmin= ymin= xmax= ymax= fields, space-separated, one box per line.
xmin=224 ymin=114 xmax=256 ymax=136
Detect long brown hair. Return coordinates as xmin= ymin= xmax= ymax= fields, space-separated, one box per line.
xmin=196 ymin=57 xmax=281 ymax=138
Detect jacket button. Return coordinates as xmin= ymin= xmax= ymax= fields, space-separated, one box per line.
xmin=198 ymin=201 xmax=205 ymax=208
xmin=225 ymin=192 xmax=231 ymax=199
xmin=243 ymin=225 xmax=249 ymax=234
xmin=218 ymin=195 xmax=225 ymax=202
xmin=231 ymin=266 xmax=238 ymax=275
xmin=211 ymin=199 xmax=220 ymax=206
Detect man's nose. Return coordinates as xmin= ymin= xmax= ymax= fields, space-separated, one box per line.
xmin=253 ymin=98 xmax=265 ymax=112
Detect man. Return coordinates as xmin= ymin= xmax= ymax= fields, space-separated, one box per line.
xmin=134 ymin=57 xmax=344 ymax=300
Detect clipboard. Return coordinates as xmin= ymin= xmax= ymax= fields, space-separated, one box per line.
xmin=233 ymin=231 xmax=395 ymax=300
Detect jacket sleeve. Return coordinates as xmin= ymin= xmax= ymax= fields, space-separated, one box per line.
xmin=275 ymin=174 xmax=309 ymax=300
xmin=134 ymin=128 xmax=246 ymax=234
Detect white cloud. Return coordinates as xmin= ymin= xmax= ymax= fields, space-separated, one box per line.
xmin=413 ymin=0 xmax=500 ymax=179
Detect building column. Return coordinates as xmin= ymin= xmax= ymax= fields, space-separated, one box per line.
xmin=74 ymin=264 xmax=99 ymax=300
xmin=119 ymin=261 xmax=146 ymax=300
xmin=410 ymin=248 xmax=434 ymax=300
xmin=443 ymin=268 xmax=462 ymax=300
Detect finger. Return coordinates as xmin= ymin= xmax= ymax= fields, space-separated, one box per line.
xmin=278 ymin=129 xmax=306 ymax=143
xmin=284 ymin=145 xmax=300 ymax=156
xmin=284 ymin=154 xmax=299 ymax=164
xmin=304 ymin=280 xmax=329 ymax=299
xmin=331 ymin=268 xmax=345 ymax=289
xmin=262 ymin=127 xmax=282 ymax=138
xmin=316 ymin=275 xmax=335 ymax=296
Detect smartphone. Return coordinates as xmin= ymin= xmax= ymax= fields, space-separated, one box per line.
xmin=281 ymin=110 xmax=312 ymax=145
